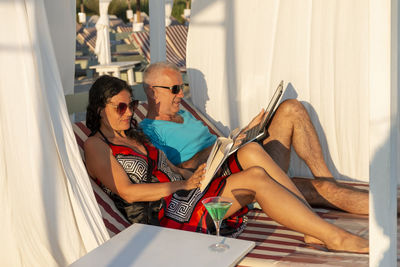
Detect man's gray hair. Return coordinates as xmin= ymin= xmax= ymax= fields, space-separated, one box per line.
xmin=143 ymin=62 xmax=180 ymax=90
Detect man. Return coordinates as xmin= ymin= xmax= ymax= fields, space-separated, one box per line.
xmin=140 ymin=62 xmax=369 ymax=215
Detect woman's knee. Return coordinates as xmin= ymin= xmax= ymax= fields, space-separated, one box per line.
xmin=237 ymin=142 xmax=269 ymax=167
xmin=238 ymin=142 xmax=268 ymax=160
xmin=225 ymin=167 xmax=271 ymax=198
xmin=239 ymin=142 xmax=264 ymax=154
xmin=229 ymin=166 xmax=267 ymax=186
xmin=244 ymin=166 xmax=270 ymax=184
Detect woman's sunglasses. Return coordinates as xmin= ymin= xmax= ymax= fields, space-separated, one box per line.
xmin=152 ymin=84 xmax=185 ymax=94
xmin=108 ymin=99 xmax=139 ymax=115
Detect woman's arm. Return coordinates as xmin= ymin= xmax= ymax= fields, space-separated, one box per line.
xmin=166 ymin=157 xmax=206 ymax=180
xmin=84 ymin=137 xmax=203 ymax=203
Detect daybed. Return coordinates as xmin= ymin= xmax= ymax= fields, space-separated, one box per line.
xmin=69 ymin=94 xmax=388 ymax=266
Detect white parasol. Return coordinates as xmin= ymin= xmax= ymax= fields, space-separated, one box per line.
xmin=95 ymin=0 xmax=112 ymax=65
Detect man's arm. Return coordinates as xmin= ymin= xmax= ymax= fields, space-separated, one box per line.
xmin=178 ymin=145 xmax=214 ymax=171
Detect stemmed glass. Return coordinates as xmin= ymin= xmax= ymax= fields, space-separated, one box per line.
xmin=202 ymin=196 xmax=233 ymax=252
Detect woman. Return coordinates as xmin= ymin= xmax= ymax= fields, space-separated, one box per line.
xmin=84 ymin=75 xmax=368 ymax=253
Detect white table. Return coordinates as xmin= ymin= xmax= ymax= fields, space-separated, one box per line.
xmin=90 ymin=61 xmax=140 ymax=85
xmin=70 ymin=224 xmax=255 ymax=267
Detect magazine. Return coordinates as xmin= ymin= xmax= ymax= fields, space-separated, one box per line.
xmin=200 ymin=81 xmax=284 ymax=192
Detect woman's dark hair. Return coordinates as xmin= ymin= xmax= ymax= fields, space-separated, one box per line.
xmin=86 ymin=75 xmax=148 ymax=143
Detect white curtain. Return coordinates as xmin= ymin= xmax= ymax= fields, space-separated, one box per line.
xmin=187 ymin=0 xmax=371 ymax=182
xmin=0 ymin=1 xmax=109 ymax=266
xmin=188 ymin=2 xmax=400 ymax=263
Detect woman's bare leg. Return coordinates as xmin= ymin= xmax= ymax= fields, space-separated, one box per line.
xmin=236 ymin=142 xmax=308 ymax=204
xmin=220 ymin=167 xmax=369 ymax=253
xmin=236 ymin=142 xmax=322 ymax=243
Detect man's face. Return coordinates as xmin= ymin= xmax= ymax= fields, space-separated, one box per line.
xmin=151 ymin=68 xmax=184 ymax=117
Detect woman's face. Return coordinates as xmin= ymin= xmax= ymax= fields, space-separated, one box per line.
xmin=100 ymin=90 xmax=134 ymax=132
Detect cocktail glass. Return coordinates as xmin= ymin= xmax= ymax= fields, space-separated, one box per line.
xmin=202 ymin=196 xmax=233 ymax=252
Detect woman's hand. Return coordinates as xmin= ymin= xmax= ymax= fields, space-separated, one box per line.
xmin=183 ymin=163 xmax=206 ymax=190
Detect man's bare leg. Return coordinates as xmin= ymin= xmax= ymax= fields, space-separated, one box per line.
xmin=220 ymin=167 xmax=368 ymax=253
xmin=262 ymin=99 xmax=369 ymax=215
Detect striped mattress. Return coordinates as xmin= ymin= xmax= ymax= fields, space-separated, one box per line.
xmin=72 ymin=98 xmax=399 ymax=266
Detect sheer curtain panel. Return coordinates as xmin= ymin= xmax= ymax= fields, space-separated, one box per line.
xmin=0 ymin=0 xmax=109 ymax=266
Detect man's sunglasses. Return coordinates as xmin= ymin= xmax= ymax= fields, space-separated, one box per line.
xmin=152 ymin=84 xmax=185 ymax=94
xmin=108 ymin=99 xmax=139 ymax=115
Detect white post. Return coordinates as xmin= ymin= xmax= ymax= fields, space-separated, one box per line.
xmin=149 ymin=0 xmax=166 ymax=63
xmin=369 ymin=0 xmax=399 ymax=266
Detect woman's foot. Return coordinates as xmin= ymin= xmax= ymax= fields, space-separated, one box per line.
xmin=325 ymin=232 xmax=369 ymax=254
xmin=304 ymin=234 xmax=324 ymax=245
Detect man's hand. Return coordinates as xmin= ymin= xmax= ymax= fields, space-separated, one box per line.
xmin=231 ymin=132 xmax=246 ymax=151
xmin=245 ymin=109 xmax=268 ymax=132
xmin=241 ymin=109 xmax=268 ymax=136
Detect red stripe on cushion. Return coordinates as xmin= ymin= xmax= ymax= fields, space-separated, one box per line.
xmin=166 ymin=25 xmax=187 ymax=59
xmin=244 ymin=253 xmax=327 ymax=264
xmin=134 ymin=106 xmax=146 ymax=120
xmin=253 ymin=245 xmax=296 ymax=253
xmin=117 ymin=25 xmax=131 ymax=33
xmin=74 ymin=133 xmax=84 ymax=149
xmin=141 ymin=102 xmax=148 ymax=109
xmin=131 ymin=32 xmax=150 ymax=61
xmin=244 ymin=223 xmax=305 ymax=236
xmin=103 ymin=218 xmax=121 ymax=235
xmin=167 ymin=26 xmax=187 ymax=58
xmin=244 ymin=253 xmax=283 ymax=260
xmin=75 ymin=121 xmax=91 ymax=136
xmin=245 ymin=222 xmax=290 ymax=230
xmin=272 ymin=255 xmax=330 ymax=264
xmin=259 ymin=239 xmax=303 ymax=247
xmin=166 ymin=26 xmax=186 ymax=57
xmin=237 ymin=236 xmax=301 ymax=247
xmin=247 ymin=212 xmax=338 ymax=223
xmin=242 ymin=229 xmax=304 ymax=242
xmin=246 ymin=215 xmax=274 ymax=222
xmin=73 ymin=122 xmax=90 ymax=149
xmin=93 ymin=190 xmax=130 ymax=228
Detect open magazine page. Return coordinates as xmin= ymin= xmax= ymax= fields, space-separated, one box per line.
xmin=199 ymin=81 xmax=284 ymax=192
xmin=200 ymin=137 xmax=233 ymax=192
xmin=200 ymin=117 xmax=264 ymax=192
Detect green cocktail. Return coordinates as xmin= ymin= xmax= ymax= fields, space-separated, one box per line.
xmin=202 ymin=196 xmax=233 ymax=252
xmin=203 ymin=201 xmax=232 ymax=221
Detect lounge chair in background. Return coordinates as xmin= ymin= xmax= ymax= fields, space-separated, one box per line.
xmin=130 ymin=25 xmax=188 ymax=72
xmin=75 ymin=19 xmax=146 ymax=79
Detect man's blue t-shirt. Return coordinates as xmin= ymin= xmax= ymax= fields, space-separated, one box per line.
xmin=140 ymin=110 xmax=217 ymax=165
